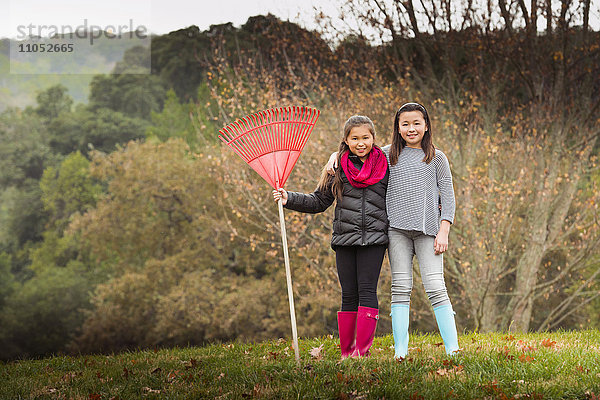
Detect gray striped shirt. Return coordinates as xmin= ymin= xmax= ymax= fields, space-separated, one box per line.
xmin=382 ymin=145 xmax=455 ymax=236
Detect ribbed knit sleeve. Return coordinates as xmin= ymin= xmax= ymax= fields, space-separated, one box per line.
xmin=434 ymin=150 xmax=455 ymax=224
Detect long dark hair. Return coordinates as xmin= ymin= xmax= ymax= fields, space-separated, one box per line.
xmin=389 ymin=102 xmax=435 ymax=165
xmin=317 ymin=115 xmax=376 ymax=199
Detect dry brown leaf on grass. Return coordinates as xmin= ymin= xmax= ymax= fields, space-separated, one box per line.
xmin=541 ymin=339 xmax=557 ymax=348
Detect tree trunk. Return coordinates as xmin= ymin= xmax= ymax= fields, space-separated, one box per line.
xmin=531 ymin=0 xmax=538 ymax=33
xmin=509 ymin=237 xmax=547 ymax=331
xmin=499 ymin=0 xmax=513 ymax=33
xmin=545 ymin=0 xmax=552 ymax=33
xmin=582 ymin=0 xmax=591 ymax=42
xmin=506 ymin=122 xmax=595 ymax=331
xmin=506 ymin=144 xmax=556 ymax=331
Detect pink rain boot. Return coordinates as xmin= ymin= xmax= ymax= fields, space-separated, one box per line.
xmin=354 ymin=306 xmax=379 ymax=357
xmin=337 ymin=311 xmax=357 ymax=359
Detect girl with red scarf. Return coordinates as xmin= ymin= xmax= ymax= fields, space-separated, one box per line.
xmin=273 ymin=115 xmax=389 ymax=358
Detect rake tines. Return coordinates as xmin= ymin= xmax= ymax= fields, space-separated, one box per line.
xmin=218 ymin=106 xmax=320 ymax=189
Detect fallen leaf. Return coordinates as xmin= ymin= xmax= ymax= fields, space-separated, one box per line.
xmin=167 ymin=371 xmax=179 ymax=383
xmin=453 ymin=365 xmax=464 ymax=373
xmin=184 ymin=358 xmax=198 ymax=370
xmin=518 ymin=354 xmax=534 ymax=363
xmin=585 ymin=391 xmax=599 ymax=400
xmin=576 ymin=365 xmax=590 ymax=373
xmin=409 ymin=392 xmax=424 ymax=400
xmin=442 ymin=359 xmax=454 ymax=367
xmin=518 ymin=342 xmax=536 ymax=352
xmin=310 ymin=344 xmax=324 ymax=360
xmin=541 ymin=339 xmax=557 ymax=348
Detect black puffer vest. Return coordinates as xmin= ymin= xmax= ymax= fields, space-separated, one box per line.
xmin=285 ymin=156 xmax=389 ymax=249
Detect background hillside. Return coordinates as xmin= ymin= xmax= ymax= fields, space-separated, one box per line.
xmin=0 ymin=34 xmax=151 ymax=110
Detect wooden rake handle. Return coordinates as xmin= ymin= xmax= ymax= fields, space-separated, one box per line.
xmin=277 ymin=198 xmax=300 ymax=365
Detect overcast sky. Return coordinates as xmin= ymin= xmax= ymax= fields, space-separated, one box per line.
xmin=2 ymin=0 xmax=599 ymax=40
xmin=1 ymin=0 xmax=338 ymax=39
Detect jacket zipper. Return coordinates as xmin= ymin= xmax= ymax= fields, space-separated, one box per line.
xmin=361 ymin=188 xmax=366 ymax=245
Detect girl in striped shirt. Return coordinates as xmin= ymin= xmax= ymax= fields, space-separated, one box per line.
xmin=386 ymin=102 xmax=459 ymax=359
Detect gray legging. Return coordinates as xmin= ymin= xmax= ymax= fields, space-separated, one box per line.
xmin=388 ymin=228 xmax=452 ymax=308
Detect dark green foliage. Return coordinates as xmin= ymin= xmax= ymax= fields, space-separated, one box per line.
xmin=34 ymin=84 xmax=73 ymax=121
xmin=40 ymin=151 xmax=102 ymax=232
xmin=112 ymin=45 xmax=151 ymax=74
xmin=145 ymin=89 xmax=192 ymax=140
xmin=88 ymin=74 xmax=166 ymax=120
xmin=0 ymin=260 xmax=93 ymax=359
xmin=0 ymin=252 xmax=14 ymax=308
xmin=150 ymin=26 xmax=210 ymax=102
xmin=0 ymin=152 xmax=107 ymax=360
xmin=48 ymin=106 xmax=147 ymax=155
xmin=1 ymin=180 xmax=47 ymax=249
xmin=0 ymin=108 xmax=58 ymax=187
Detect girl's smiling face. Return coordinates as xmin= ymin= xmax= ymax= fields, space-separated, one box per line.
xmin=398 ymin=110 xmax=427 ymax=148
xmin=345 ymin=124 xmax=374 ymax=161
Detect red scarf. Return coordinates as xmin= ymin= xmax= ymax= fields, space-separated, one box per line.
xmin=340 ymin=146 xmax=388 ymax=188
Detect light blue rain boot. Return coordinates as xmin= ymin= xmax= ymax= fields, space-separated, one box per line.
xmin=390 ymin=304 xmax=410 ymax=359
xmin=433 ymin=304 xmax=459 ymax=355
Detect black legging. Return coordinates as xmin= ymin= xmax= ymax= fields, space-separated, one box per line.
xmin=335 ymin=245 xmax=386 ymax=311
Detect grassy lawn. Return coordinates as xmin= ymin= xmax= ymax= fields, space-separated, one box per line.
xmin=1 ymin=330 xmax=600 ymax=399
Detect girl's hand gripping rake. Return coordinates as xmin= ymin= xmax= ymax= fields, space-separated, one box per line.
xmin=218 ymin=106 xmax=320 ymax=364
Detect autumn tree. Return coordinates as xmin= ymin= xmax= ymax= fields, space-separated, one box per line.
xmin=323 ymin=0 xmax=600 ymax=332
xmin=69 ymin=139 xmax=342 ymax=353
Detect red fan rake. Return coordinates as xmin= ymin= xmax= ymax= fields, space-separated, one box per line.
xmin=219 ymin=106 xmax=320 ymax=364
xmin=219 ymin=106 xmax=320 ymax=189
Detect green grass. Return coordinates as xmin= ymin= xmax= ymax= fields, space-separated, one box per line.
xmin=2 ymin=331 xmax=600 ymax=399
